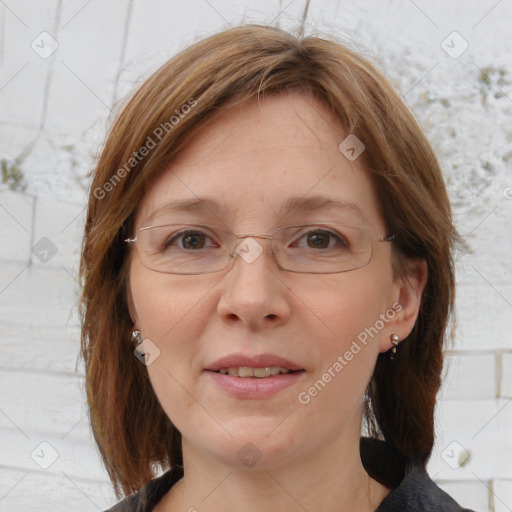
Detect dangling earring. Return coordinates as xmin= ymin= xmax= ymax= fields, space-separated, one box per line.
xmin=132 ymin=330 xmax=143 ymax=346
xmin=389 ymin=334 xmax=400 ymax=359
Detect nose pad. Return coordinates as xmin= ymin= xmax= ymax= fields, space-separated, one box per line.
xmin=233 ymin=236 xmax=268 ymax=266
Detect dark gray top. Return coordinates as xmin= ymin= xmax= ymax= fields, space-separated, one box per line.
xmin=105 ymin=438 xmax=476 ymax=511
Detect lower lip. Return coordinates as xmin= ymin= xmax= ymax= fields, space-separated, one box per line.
xmin=204 ymin=370 xmax=306 ymax=398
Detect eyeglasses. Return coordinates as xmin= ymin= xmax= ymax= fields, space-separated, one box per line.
xmin=124 ymin=223 xmax=395 ymax=275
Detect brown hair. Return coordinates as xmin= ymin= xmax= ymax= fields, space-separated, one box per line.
xmin=79 ymin=24 xmax=458 ymax=498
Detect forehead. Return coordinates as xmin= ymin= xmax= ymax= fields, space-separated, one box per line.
xmin=135 ymin=92 xmax=385 ymax=232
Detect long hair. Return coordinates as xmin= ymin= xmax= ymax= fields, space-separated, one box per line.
xmin=79 ymin=24 xmax=458 ymax=498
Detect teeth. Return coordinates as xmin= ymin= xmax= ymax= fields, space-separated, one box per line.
xmin=238 ymin=367 xmax=254 ymax=378
xmin=217 ymin=367 xmax=291 ymax=378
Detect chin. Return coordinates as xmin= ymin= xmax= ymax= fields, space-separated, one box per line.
xmin=197 ymin=427 xmax=301 ymax=471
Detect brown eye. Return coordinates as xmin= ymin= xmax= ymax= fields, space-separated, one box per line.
xmin=181 ymin=232 xmax=206 ymax=250
xmin=307 ymin=232 xmax=330 ymax=249
xmin=165 ymin=230 xmax=209 ymax=250
xmin=297 ymin=229 xmax=348 ymax=250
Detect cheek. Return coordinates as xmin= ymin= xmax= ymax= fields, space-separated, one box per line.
xmin=129 ymin=263 xmax=203 ymax=382
xmin=306 ymin=270 xmax=392 ymax=345
xmin=129 ymin=264 xmax=208 ymax=427
xmin=298 ymin=272 xmax=392 ymax=404
xmin=129 ymin=261 xmax=208 ymax=342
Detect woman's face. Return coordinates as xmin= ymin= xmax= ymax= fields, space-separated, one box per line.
xmin=128 ymin=93 xmax=405 ymax=470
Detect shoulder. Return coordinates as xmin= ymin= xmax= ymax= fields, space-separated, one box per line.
xmin=104 ymin=494 xmax=139 ymax=512
xmin=360 ymin=437 xmax=476 ymax=512
xmin=375 ymin=464 xmax=476 ymax=512
xmin=103 ymin=467 xmax=184 ymax=512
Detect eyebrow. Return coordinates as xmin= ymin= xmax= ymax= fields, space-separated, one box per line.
xmin=145 ymin=195 xmax=369 ymax=225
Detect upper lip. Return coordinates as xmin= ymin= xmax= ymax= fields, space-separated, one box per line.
xmin=204 ymin=353 xmax=304 ymax=372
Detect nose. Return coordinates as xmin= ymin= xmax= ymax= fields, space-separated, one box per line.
xmin=216 ymin=236 xmax=291 ymax=329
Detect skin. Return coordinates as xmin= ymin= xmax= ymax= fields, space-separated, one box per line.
xmin=128 ymin=92 xmax=427 ymax=512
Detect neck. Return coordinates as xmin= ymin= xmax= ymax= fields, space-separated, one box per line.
xmin=158 ymin=425 xmax=389 ymax=512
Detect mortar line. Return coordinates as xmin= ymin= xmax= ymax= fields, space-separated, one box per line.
xmin=111 ymin=0 xmax=133 ymax=109
xmin=39 ymin=0 xmax=63 ymax=130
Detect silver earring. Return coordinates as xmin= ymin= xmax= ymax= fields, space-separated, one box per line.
xmin=132 ymin=330 xmax=143 ymax=346
xmin=389 ymin=334 xmax=400 ymax=360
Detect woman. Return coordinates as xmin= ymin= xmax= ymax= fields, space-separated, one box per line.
xmin=79 ymin=24 xmax=473 ymax=511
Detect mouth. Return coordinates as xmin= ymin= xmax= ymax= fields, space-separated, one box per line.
xmin=205 ymin=353 xmax=305 ymax=374
xmin=203 ymin=353 xmax=306 ymax=397
xmin=204 ymin=366 xmax=307 ymax=399
xmin=210 ymin=367 xmax=305 ymax=378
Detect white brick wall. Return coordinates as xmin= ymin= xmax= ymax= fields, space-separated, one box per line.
xmin=502 ymin=354 xmax=512 ymax=398
xmin=0 ymin=190 xmax=111 ymax=510
xmin=1 ymin=1 xmax=511 ymax=510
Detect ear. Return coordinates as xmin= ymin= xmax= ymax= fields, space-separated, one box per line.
xmin=379 ymin=259 xmax=428 ymax=352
